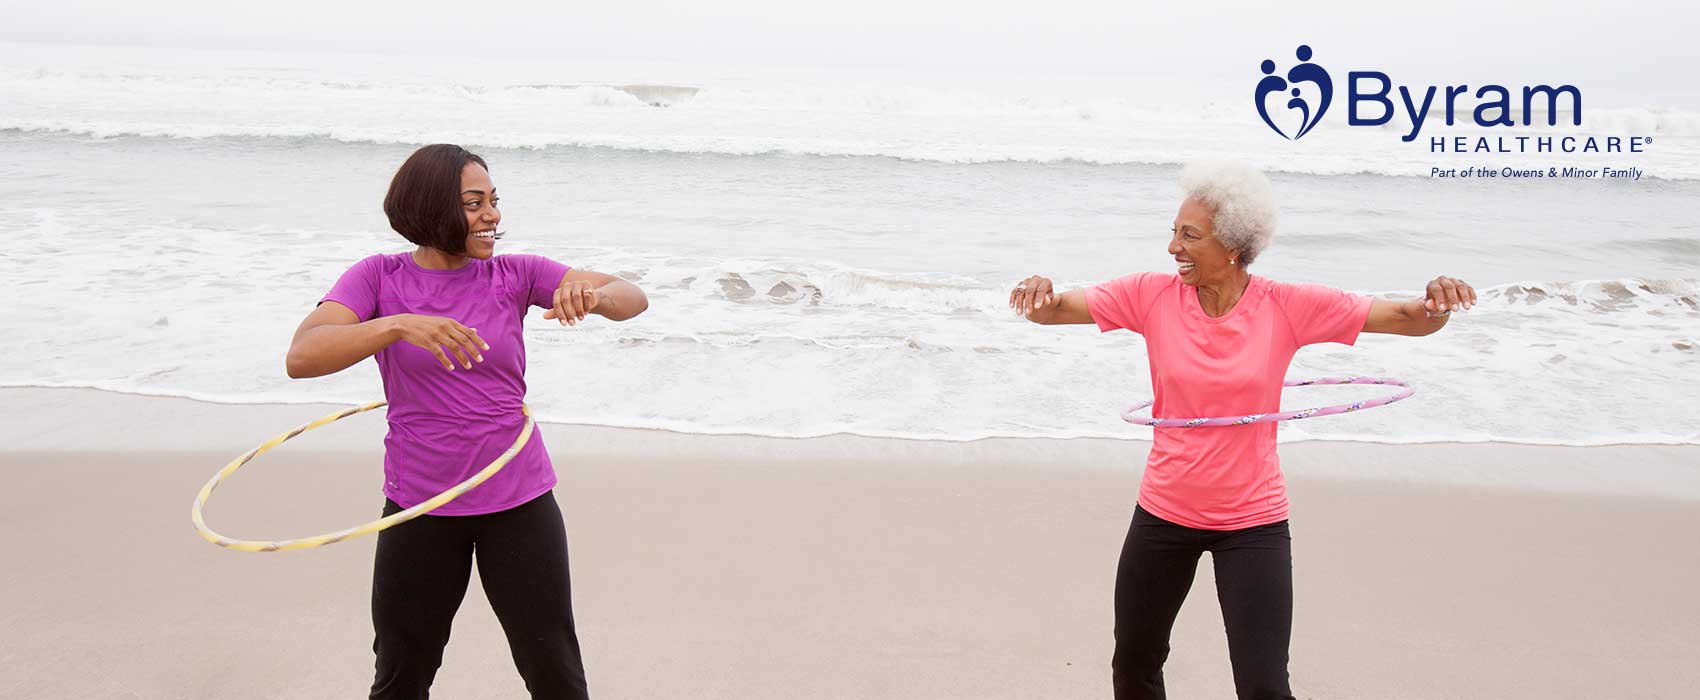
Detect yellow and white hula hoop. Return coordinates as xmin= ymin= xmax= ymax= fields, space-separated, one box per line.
xmin=191 ymin=401 xmax=534 ymax=552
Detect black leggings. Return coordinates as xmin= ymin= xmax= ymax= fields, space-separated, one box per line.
xmin=1113 ymin=505 xmax=1294 ymax=700
xmin=369 ymin=492 xmax=589 ymax=700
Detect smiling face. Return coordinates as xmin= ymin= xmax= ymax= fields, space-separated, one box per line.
xmin=459 ymin=162 xmax=501 ymax=260
xmin=1167 ymin=197 xmax=1238 ymax=286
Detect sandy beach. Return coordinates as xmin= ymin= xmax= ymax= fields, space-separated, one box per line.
xmin=2 ymin=387 xmax=1697 ymax=699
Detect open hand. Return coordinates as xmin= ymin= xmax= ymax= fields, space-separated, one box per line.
xmin=389 ymin=314 xmax=487 ymax=370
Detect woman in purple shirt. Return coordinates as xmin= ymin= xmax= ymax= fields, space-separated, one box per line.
xmin=286 ymin=144 xmax=648 ymax=700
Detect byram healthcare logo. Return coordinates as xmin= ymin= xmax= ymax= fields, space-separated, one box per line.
xmin=1250 ymin=45 xmax=1652 ymax=176
xmin=1255 ymin=45 xmax=1332 ymax=140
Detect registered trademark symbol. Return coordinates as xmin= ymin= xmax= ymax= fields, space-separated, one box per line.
xmin=1645 ymin=137 xmax=1654 ymax=145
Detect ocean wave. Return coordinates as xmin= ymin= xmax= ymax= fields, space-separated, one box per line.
xmin=1630 ymin=236 xmax=1700 ymax=258
xmin=643 ymin=257 xmax=1700 ymax=321
xmin=609 ymin=257 xmax=1007 ymax=313
xmin=7 ymin=59 xmax=1698 ymax=179
xmin=1481 ymin=278 xmax=1699 ymax=313
xmin=1583 ymin=107 xmax=1700 ymax=137
xmin=9 ymin=122 xmax=1695 ymax=182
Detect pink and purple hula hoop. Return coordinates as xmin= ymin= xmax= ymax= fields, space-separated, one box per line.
xmin=1121 ymin=376 xmax=1413 ymax=428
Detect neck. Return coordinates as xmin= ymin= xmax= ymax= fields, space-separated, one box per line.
xmin=1194 ymin=268 xmax=1251 ymax=317
xmin=412 ymin=246 xmax=469 ymax=270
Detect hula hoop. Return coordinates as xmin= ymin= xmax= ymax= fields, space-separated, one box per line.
xmin=191 ymin=401 xmax=534 ymax=552
xmin=1121 ymin=376 xmax=1413 ymax=428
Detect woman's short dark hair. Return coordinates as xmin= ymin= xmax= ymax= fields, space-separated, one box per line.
xmin=384 ymin=144 xmax=488 ymax=255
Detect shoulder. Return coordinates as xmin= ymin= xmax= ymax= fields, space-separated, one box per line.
xmin=351 ymin=252 xmax=406 ymax=273
xmin=493 ymin=253 xmax=572 ymax=281
xmin=1262 ymin=275 xmax=1371 ymax=325
xmin=1099 ymin=271 xmax=1181 ymax=294
xmin=1264 ymin=276 xmax=1355 ymax=306
xmin=333 ymin=252 xmax=405 ymax=282
xmin=1263 ymin=276 xmax=1317 ymax=304
xmin=1141 ymin=272 xmax=1182 ymax=291
xmin=492 ymin=253 xmax=554 ymax=272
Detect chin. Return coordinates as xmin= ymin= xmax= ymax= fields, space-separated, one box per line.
xmin=465 ymin=239 xmax=497 ymax=259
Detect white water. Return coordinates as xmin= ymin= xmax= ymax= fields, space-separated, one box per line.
xmin=2 ymin=43 xmax=1697 ymax=446
xmin=4 ymin=42 xmax=1698 ymax=179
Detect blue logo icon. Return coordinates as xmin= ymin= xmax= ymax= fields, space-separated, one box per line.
xmin=1255 ymin=45 xmax=1333 ymax=140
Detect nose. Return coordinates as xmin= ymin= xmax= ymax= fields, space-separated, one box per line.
xmin=1167 ymin=233 xmax=1183 ymax=256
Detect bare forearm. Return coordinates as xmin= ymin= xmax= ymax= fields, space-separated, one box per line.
xmin=1014 ymin=286 xmax=1093 ymax=326
xmin=1391 ymin=299 xmax=1449 ymax=336
xmin=593 ymin=280 xmax=648 ymax=321
xmin=286 ymin=317 xmax=398 ymax=378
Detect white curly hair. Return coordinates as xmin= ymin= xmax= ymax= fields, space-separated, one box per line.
xmin=1180 ymin=161 xmax=1277 ymax=266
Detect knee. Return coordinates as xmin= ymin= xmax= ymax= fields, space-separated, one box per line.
xmin=371 ymin=616 xmax=454 ymax=672
xmin=1111 ymin=628 xmax=1170 ymax=677
xmin=1111 ymin=642 xmax=1169 ymax=700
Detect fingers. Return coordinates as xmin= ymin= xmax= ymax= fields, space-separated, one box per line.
xmin=552 ymin=285 xmax=571 ymax=325
xmin=1424 ymin=276 xmax=1476 ymax=317
xmin=1440 ymin=277 xmax=1463 ymax=312
xmin=436 ymin=331 xmax=472 ymax=369
xmin=446 ymin=324 xmax=485 ymax=367
xmin=1010 ymin=276 xmax=1053 ymax=316
xmin=463 ymin=325 xmax=491 ymax=353
xmin=543 ymin=283 xmax=600 ymax=326
xmin=1034 ymin=279 xmax=1055 ymax=311
xmin=428 ymin=344 xmax=453 ymax=371
xmin=398 ymin=317 xmax=491 ymax=371
xmin=567 ymin=282 xmax=588 ymax=322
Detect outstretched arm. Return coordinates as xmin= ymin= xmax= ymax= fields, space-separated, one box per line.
xmin=1363 ymin=275 xmax=1476 ymax=336
xmin=1009 ymin=275 xmax=1094 ymax=325
xmin=543 ymin=268 xmax=649 ymax=325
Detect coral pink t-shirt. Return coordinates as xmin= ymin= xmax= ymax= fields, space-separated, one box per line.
xmin=1086 ymin=273 xmax=1373 ymax=530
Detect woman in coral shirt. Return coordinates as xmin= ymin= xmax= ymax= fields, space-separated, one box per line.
xmin=1010 ymin=161 xmax=1474 ymax=700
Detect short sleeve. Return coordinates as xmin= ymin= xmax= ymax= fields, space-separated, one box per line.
xmin=1086 ymin=272 xmax=1167 ymax=334
xmin=319 ymin=255 xmax=384 ymax=322
xmin=505 ymin=254 xmax=572 ymax=309
xmin=1270 ymin=281 xmax=1374 ymax=347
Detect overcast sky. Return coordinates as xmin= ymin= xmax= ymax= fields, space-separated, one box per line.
xmin=4 ymin=1 xmax=1694 ymax=103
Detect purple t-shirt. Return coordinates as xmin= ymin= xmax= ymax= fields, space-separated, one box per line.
xmin=320 ymin=252 xmax=570 ymax=515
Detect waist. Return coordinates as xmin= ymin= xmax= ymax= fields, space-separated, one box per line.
xmin=384 ymin=401 xmax=528 ymax=426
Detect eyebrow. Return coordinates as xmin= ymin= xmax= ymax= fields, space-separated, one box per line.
xmin=461 ymin=189 xmax=495 ymax=196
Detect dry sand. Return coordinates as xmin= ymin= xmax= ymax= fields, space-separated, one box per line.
xmin=1 ymin=388 xmax=1696 ymax=699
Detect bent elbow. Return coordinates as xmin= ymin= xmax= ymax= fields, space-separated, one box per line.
xmin=285 ymin=351 xmax=315 ymax=379
xmin=613 ymin=291 xmax=650 ymax=321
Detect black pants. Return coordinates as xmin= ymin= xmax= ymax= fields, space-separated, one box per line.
xmin=369 ymin=492 xmax=589 ymax=700
xmin=1112 ymin=505 xmax=1294 ymax=700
